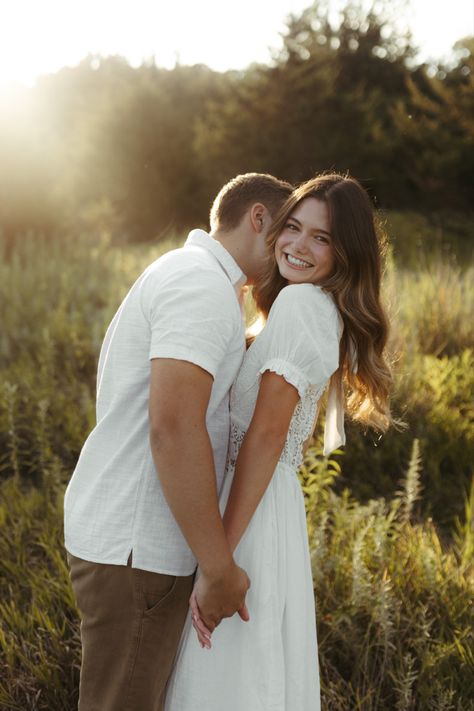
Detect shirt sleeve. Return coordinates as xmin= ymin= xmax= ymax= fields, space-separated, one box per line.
xmin=141 ymin=264 xmax=239 ymax=378
xmin=258 ymin=284 xmax=340 ymax=397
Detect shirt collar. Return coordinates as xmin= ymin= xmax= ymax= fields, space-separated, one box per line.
xmin=185 ymin=229 xmax=247 ymax=289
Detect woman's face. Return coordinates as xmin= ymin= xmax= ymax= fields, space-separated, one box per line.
xmin=275 ymin=197 xmax=335 ymax=285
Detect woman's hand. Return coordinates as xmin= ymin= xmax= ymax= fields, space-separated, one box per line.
xmin=189 ymin=588 xmax=213 ymax=649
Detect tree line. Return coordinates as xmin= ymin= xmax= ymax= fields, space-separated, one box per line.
xmin=0 ymin=0 xmax=472 ymax=244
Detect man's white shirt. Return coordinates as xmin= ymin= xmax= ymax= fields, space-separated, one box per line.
xmin=64 ymin=230 xmax=246 ymax=575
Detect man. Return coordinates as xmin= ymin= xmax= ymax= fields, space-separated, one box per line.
xmin=64 ymin=172 xmax=293 ymax=711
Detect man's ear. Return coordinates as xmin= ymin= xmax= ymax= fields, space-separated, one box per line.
xmin=249 ymin=203 xmax=268 ymax=234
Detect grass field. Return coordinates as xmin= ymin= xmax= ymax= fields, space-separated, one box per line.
xmin=0 ymin=211 xmax=473 ymax=709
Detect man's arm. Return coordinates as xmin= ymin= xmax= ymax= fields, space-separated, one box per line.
xmin=149 ymin=358 xmax=250 ymax=630
xmin=223 ymin=371 xmax=300 ymax=552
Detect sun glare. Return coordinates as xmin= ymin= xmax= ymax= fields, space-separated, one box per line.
xmin=247 ymin=315 xmax=265 ymax=340
xmin=0 ymin=0 xmax=472 ymax=88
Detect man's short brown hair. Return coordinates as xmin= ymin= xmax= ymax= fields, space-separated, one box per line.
xmin=210 ymin=173 xmax=293 ymax=232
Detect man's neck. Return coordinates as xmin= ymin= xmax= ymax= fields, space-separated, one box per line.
xmin=211 ymin=228 xmax=253 ymax=282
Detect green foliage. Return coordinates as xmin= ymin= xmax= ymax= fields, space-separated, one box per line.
xmin=382 ymin=210 xmax=473 ymax=271
xmin=333 ymin=256 xmax=474 ymax=533
xmin=0 ymin=446 xmax=472 ymax=708
xmin=391 ymin=264 xmax=474 ymax=359
xmin=335 ymin=347 xmax=474 ymax=532
xmin=299 ymin=443 xmax=474 ymax=710
xmin=0 ymin=233 xmax=178 ymax=485
xmin=1 ymin=226 xmax=472 ymax=523
xmin=0 ymin=476 xmax=80 ymax=710
xmin=1 ymin=224 xmax=472 ymax=707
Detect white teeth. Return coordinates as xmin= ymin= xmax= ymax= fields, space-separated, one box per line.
xmin=286 ymin=253 xmax=312 ymax=268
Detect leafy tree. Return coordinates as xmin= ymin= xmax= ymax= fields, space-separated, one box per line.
xmin=0 ymin=1 xmax=472 ymax=242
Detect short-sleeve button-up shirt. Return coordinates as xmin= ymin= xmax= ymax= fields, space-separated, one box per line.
xmin=64 ymin=230 xmax=246 ymax=575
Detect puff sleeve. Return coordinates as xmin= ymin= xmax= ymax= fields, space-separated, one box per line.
xmin=257 ymin=284 xmax=345 ymax=455
xmin=258 ymin=284 xmax=341 ymax=395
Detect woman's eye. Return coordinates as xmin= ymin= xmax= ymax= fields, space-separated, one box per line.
xmin=286 ymin=223 xmax=298 ymax=231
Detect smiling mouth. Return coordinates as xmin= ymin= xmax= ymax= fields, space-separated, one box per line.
xmin=285 ymin=253 xmax=313 ymax=269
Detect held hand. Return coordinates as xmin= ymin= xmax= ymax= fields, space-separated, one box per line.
xmin=192 ymin=562 xmax=250 ymax=636
xmin=238 ymin=602 xmax=250 ymax=622
xmin=189 ymin=590 xmax=251 ymax=650
xmin=190 ymin=590 xmax=212 ymax=648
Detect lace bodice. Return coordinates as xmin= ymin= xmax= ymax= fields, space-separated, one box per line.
xmin=226 ymin=284 xmax=342 ymax=475
xmin=229 ymin=381 xmax=327 ymax=473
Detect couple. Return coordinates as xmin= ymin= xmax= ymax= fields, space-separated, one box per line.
xmin=64 ymin=172 xmax=393 ymax=710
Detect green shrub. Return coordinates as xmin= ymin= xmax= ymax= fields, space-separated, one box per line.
xmin=337 ymin=349 xmax=474 ymax=533
xmin=300 ymin=442 xmax=474 ymax=710
xmin=334 ymin=256 xmax=474 ymax=534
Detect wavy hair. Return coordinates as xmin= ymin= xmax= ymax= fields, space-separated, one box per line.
xmin=253 ymin=173 xmax=395 ymax=433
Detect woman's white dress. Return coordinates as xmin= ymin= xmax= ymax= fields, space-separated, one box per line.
xmin=165 ymin=283 xmax=343 ymax=711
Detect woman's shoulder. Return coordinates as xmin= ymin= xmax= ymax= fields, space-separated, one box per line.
xmin=253 ymin=283 xmax=342 ymax=379
xmin=269 ymin=283 xmax=339 ymax=322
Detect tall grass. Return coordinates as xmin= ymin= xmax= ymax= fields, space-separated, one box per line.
xmin=0 ymin=445 xmax=472 ymax=709
xmin=0 ymin=477 xmax=80 ymax=710
xmin=300 ymin=444 xmax=474 ymax=710
xmin=1 ymin=230 xmax=472 ymax=528
xmin=1 ymin=217 xmax=473 ymax=709
xmin=386 ymin=259 xmax=474 ymax=359
xmin=335 ymin=251 xmax=474 ymax=533
xmin=0 ymin=232 xmax=176 ymax=484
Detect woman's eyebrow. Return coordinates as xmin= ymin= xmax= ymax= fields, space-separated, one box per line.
xmin=289 ymin=216 xmax=331 ymax=237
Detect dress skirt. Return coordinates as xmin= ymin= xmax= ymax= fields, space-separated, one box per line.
xmin=164 ymin=460 xmax=321 ymax=711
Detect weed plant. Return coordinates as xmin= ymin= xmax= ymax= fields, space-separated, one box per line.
xmin=300 ymin=443 xmax=474 ymax=710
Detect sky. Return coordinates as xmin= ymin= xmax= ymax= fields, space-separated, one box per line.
xmin=0 ymin=0 xmax=472 ymax=87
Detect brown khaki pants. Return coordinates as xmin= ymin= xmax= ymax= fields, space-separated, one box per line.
xmin=68 ymin=553 xmax=195 ymax=711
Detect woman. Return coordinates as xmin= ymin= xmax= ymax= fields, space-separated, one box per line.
xmin=164 ymin=173 xmax=394 ymax=710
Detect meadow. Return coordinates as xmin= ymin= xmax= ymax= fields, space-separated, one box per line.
xmin=0 ymin=211 xmax=473 ymax=710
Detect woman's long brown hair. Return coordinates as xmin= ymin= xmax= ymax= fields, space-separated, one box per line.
xmin=253 ymin=173 xmax=394 ymax=433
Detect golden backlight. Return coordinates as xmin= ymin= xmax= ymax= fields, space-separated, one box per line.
xmin=0 ymin=0 xmax=471 ymax=88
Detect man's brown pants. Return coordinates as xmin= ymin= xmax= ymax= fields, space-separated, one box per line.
xmin=68 ymin=553 xmax=195 ymax=711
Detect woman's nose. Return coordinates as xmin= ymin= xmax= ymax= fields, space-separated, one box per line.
xmin=293 ymin=232 xmax=309 ymax=252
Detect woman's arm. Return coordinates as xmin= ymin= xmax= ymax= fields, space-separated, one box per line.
xmin=223 ymin=371 xmax=300 ymax=553
xmin=190 ymin=370 xmax=300 ymax=648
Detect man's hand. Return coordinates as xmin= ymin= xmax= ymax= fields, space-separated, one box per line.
xmin=190 ymin=561 xmax=250 ymax=647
